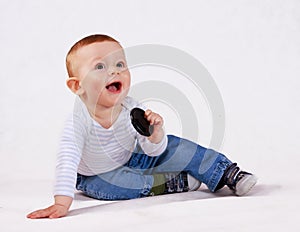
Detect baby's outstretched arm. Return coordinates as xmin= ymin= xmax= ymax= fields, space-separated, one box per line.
xmin=144 ymin=109 xmax=164 ymax=144
xmin=27 ymin=195 xmax=72 ymax=219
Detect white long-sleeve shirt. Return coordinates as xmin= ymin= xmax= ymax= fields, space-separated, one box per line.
xmin=54 ymin=96 xmax=168 ymax=198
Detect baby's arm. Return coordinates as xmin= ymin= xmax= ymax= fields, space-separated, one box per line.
xmin=27 ymin=112 xmax=86 ymax=219
xmin=27 ymin=195 xmax=72 ymax=219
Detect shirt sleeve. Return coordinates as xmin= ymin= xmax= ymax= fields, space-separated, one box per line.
xmin=53 ymin=113 xmax=86 ymax=198
xmin=136 ymin=132 xmax=168 ymax=157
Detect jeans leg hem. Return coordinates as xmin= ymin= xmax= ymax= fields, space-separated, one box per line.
xmin=208 ymin=160 xmax=232 ymax=192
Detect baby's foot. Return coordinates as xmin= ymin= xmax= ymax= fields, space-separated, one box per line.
xmin=223 ymin=163 xmax=258 ymax=196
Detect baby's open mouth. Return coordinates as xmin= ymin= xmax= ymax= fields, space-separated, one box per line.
xmin=105 ymin=81 xmax=122 ymax=93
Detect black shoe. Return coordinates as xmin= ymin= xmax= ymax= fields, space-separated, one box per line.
xmin=223 ymin=163 xmax=258 ymax=196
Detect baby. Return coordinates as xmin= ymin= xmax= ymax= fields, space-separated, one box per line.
xmin=27 ymin=34 xmax=257 ymax=219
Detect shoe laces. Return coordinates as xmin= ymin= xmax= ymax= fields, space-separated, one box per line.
xmin=224 ymin=163 xmax=241 ymax=190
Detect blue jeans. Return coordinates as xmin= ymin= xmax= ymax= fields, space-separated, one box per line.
xmin=76 ymin=135 xmax=232 ymax=200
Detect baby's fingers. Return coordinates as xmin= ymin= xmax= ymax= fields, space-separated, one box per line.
xmin=27 ymin=205 xmax=66 ymax=219
xmin=27 ymin=208 xmax=52 ymax=219
xmin=144 ymin=110 xmax=154 ymax=124
xmin=144 ymin=109 xmax=152 ymax=118
xmin=49 ymin=210 xmax=62 ymax=219
xmin=144 ymin=110 xmax=162 ymax=125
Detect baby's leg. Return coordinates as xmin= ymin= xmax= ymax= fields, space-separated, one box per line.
xmin=140 ymin=134 xmax=232 ymax=192
xmin=132 ymin=135 xmax=256 ymax=195
xmin=76 ymin=167 xmax=153 ymax=200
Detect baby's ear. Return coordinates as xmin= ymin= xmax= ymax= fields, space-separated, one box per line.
xmin=66 ymin=77 xmax=84 ymax=95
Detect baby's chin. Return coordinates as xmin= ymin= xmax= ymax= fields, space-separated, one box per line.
xmin=96 ymin=92 xmax=128 ymax=108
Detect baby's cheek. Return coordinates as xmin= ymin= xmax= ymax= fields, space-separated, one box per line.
xmin=84 ymin=78 xmax=105 ymax=98
xmin=123 ymin=73 xmax=131 ymax=88
xmin=93 ymin=84 xmax=106 ymax=98
xmin=89 ymin=76 xmax=104 ymax=88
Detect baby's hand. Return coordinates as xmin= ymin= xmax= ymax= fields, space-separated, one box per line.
xmin=27 ymin=204 xmax=68 ymax=219
xmin=144 ymin=109 xmax=164 ymax=144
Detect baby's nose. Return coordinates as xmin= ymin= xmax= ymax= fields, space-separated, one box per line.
xmin=108 ymin=66 xmax=120 ymax=76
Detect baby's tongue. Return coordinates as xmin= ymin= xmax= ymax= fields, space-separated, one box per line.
xmin=107 ymin=85 xmax=117 ymax=92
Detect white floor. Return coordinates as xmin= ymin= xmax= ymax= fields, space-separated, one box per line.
xmin=1 ymin=178 xmax=299 ymax=232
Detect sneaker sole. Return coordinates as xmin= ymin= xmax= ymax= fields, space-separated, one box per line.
xmin=235 ymin=175 xmax=258 ymax=196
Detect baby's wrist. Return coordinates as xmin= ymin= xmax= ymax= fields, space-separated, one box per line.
xmin=148 ymin=129 xmax=165 ymax=144
xmin=54 ymin=195 xmax=73 ymax=210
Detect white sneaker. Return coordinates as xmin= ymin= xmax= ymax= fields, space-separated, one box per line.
xmin=188 ymin=174 xmax=201 ymax=191
xmin=223 ymin=163 xmax=258 ymax=196
xmin=235 ymin=173 xmax=258 ymax=196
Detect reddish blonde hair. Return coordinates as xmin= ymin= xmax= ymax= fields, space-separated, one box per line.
xmin=66 ymin=34 xmax=119 ymax=77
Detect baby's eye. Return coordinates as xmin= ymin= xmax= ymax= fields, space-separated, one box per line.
xmin=116 ymin=61 xmax=125 ymax=68
xmin=95 ymin=63 xmax=105 ymax=70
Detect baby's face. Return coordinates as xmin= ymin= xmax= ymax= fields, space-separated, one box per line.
xmin=73 ymin=41 xmax=131 ymax=108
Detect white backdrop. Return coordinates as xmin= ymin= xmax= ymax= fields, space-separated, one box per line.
xmin=0 ymin=0 xmax=299 ymax=189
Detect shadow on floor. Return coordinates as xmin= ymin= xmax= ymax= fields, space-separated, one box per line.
xmin=68 ymin=184 xmax=281 ymax=217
